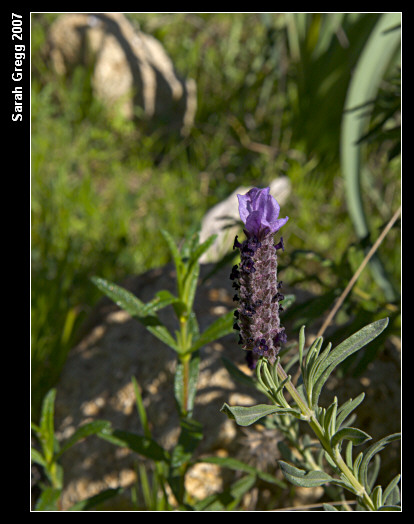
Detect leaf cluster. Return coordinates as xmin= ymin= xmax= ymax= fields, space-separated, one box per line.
xmin=221 ymin=319 xmax=401 ymax=510
xmin=31 ymin=389 xmax=114 ymax=510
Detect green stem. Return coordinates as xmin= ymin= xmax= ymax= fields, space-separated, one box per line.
xmin=181 ymin=353 xmax=190 ymax=417
xmin=274 ymin=361 xmax=376 ymax=511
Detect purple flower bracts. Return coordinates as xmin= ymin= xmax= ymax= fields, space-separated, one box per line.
xmin=232 ymin=188 xmax=288 ymax=368
xmin=237 ymin=187 xmax=289 ymax=239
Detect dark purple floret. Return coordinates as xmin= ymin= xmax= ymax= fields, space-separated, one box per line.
xmin=231 ymin=187 xmax=289 ymax=366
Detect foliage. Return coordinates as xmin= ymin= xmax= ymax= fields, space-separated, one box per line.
xmin=222 ymin=322 xmax=401 ymax=511
xmin=31 ymin=13 xmax=400 ymax=510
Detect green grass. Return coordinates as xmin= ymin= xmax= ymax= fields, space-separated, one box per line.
xmin=31 ymin=13 xmax=400 ymax=416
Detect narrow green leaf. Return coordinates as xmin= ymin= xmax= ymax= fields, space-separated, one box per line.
xmin=193 ymin=474 xmax=256 ymax=511
xmin=34 ymin=487 xmax=61 ymax=511
xmin=199 ymin=456 xmax=286 ymax=487
xmin=92 ymin=277 xmax=180 ymax=351
xmin=91 ymin=276 xmax=147 ymax=317
xmin=323 ymin=397 xmax=338 ymax=437
xmin=191 ymin=310 xmax=234 ymax=352
xmin=180 ymin=222 xmax=202 ymax=259
xmin=182 ymin=259 xmax=200 ymax=311
xmin=39 ymin=388 xmax=57 ymax=462
xmin=311 ymin=318 xmax=389 ymax=408
xmin=371 ymin=485 xmax=383 ymax=509
xmin=382 ymin=474 xmax=401 ymax=506
xmin=160 ymin=229 xmax=183 ymax=274
xmin=220 ymin=403 xmax=299 ymax=426
xmin=336 ymin=393 xmax=365 ymax=429
xmin=31 ymin=447 xmax=47 ymax=467
xmin=345 ymin=440 xmax=353 ymax=469
xmin=98 ymin=428 xmax=170 ymax=463
xmin=323 ymin=503 xmax=339 ymax=511
xmin=377 ymin=505 xmax=401 ymax=511
xmin=68 ymin=488 xmax=123 ymax=511
xmin=279 ymin=461 xmax=333 ymax=488
xmin=188 ymin=234 xmax=217 ymax=267
xmin=131 ymin=376 xmax=151 ymax=439
xmin=358 ymin=432 xmax=401 ymax=488
xmin=170 ymin=418 xmax=203 ymax=469
xmin=56 ymin=420 xmax=111 ymax=458
xmin=221 ymin=356 xmax=257 ymax=390
xmin=331 ymin=427 xmax=372 ymax=448
xmin=298 ymin=325 xmax=306 ymax=376
xmin=280 ymin=293 xmax=296 ymax=311
xmin=141 ymin=290 xmax=181 ymax=315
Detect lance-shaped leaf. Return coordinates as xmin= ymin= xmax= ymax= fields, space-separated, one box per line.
xmin=358 ymin=432 xmax=401 ymax=489
xmin=279 ymin=461 xmax=333 ymax=488
xmin=98 ymin=428 xmax=170 ymax=463
xmin=221 ymin=403 xmax=300 ymax=426
xmin=91 ymin=276 xmax=179 ymax=352
xmin=190 ymin=310 xmax=235 ymax=353
xmin=331 ymin=427 xmax=372 ymax=449
xmin=311 ymin=318 xmax=389 ymax=408
xmin=198 ymin=456 xmax=286 ymax=487
xmin=56 ymin=420 xmax=111 ymax=458
xmin=335 ymin=392 xmax=365 ymax=429
xmin=68 ymin=488 xmax=123 ymax=511
xmin=38 ymin=388 xmax=57 ymax=463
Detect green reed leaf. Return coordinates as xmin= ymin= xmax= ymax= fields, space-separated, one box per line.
xmin=340 ymin=13 xmax=400 ymax=301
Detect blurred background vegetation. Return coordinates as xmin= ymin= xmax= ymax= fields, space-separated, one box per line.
xmin=31 ymin=13 xmax=401 ymax=418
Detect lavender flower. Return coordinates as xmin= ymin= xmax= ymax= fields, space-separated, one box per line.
xmin=231 ymin=187 xmax=289 ymax=368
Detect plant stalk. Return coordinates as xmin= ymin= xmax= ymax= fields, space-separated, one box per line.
xmin=275 ymin=360 xmax=376 ymax=511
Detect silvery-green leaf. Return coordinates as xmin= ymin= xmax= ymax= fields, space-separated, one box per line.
xmin=336 ymin=393 xmax=365 ymax=429
xmin=358 ymin=432 xmax=401 ymax=488
xmin=279 ymin=461 xmax=333 ymax=488
xmin=323 ymin=503 xmax=340 ymax=511
xmin=220 ymin=403 xmax=299 ymax=426
xmin=331 ymin=427 xmax=372 ymax=448
xmin=311 ymin=318 xmax=389 ymax=408
xmin=382 ymin=474 xmax=401 ymax=506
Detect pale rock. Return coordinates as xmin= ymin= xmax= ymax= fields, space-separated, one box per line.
xmin=199 ymin=177 xmax=291 ymax=263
